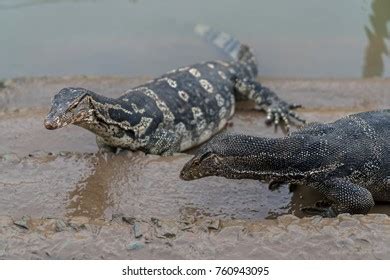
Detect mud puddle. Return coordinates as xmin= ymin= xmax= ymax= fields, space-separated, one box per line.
xmin=0 ymin=151 xmax=292 ymax=220
xmin=0 ymin=76 xmax=390 ymax=259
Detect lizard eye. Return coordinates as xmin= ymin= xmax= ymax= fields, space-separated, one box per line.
xmin=67 ymin=103 xmax=77 ymax=111
xmin=65 ymin=94 xmax=87 ymax=112
xmin=198 ymin=151 xmax=212 ymax=162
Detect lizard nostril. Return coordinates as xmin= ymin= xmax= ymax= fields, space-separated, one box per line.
xmin=44 ymin=119 xmax=56 ymax=129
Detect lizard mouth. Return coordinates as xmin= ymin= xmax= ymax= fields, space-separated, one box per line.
xmin=180 ymin=167 xmax=201 ymax=181
xmin=179 ymin=170 xmax=195 ymax=181
xmin=180 ymin=173 xmax=202 ymax=181
xmin=44 ymin=111 xmax=88 ymax=129
xmin=180 ymin=155 xmax=220 ymax=180
xmin=179 ymin=159 xmax=199 ymax=180
xmin=180 ymin=165 xmax=212 ymax=181
xmin=44 ymin=116 xmax=70 ymax=130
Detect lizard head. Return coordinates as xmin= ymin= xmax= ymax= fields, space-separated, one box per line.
xmin=180 ymin=133 xmax=273 ymax=181
xmin=44 ymin=87 xmax=93 ymax=130
xmin=180 ymin=149 xmax=224 ymax=180
xmin=180 ymin=134 xmax=230 ymax=181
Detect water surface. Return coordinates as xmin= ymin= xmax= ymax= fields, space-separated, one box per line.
xmin=1 ymin=0 xmax=389 ymax=79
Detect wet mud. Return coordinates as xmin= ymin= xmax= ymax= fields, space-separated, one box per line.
xmin=0 ymin=76 xmax=390 ymax=259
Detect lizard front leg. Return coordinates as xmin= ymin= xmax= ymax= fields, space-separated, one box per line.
xmin=234 ymin=78 xmax=306 ymax=131
xmin=302 ymin=178 xmax=375 ymax=217
xmin=145 ymin=128 xmax=182 ymax=156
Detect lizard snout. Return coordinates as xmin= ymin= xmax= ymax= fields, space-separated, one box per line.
xmin=44 ymin=118 xmax=58 ymax=130
xmin=44 ymin=110 xmax=71 ymax=130
xmin=179 ymin=165 xmax=194 ymax=181
xmin=180 ymin=158 xmax=199 ymax=180
xmin=44 ymin=113 xmax=65 ymax=130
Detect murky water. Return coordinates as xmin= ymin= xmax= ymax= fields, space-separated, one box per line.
xmin=1 ymin=0 xmax=389 ymax=79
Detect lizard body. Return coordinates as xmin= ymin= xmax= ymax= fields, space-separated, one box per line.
xmin=181 ymin=110 xmax=390 ymax=216
xmin=44 ymin=25 xmax=304 ymax=154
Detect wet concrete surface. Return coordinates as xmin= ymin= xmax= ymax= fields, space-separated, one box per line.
xmin=1 ymin=214 xmax=390 ymax=259
xmin=0 ymin=76 xmax=390 ymax=259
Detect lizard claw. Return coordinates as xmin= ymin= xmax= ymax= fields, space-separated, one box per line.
xmin=288 ymin=103 xmax=302 ymax=110
xmin=265 ymin=100 xmax=306 ymax=132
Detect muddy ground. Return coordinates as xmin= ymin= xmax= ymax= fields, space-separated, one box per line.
xmin=0 ymin=76 xmax=389 ymax=259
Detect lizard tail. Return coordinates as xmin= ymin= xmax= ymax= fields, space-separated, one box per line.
xmin=194 ymin=24 xmax=258 ymax=77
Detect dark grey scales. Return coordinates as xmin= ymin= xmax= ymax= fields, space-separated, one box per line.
xmin=180 ymin=110 xmax=390 ymax=217
xmin=44 ymin=25 xmax=305 ymax=155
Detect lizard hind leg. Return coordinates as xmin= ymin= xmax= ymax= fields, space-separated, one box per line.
xmin=302 ymin=178 xmax=375 ymax=217
xmin=234 ymin=78 xmax=306 ymax=132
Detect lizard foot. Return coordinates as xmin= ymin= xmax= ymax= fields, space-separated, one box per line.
xmin=301 ymin=204 xmax=336 ymax=218
xmin=264 ymin=101 xmax=306 ymax=132
xmin=314 ymin=200 xmax=332 ymax=208
xmin=268 ymin=180 xmax=287 ymax=191
xmin=234 ymin=79 xmax=306 ymax=132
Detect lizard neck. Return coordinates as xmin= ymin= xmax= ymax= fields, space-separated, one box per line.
xmin=217 ymin=135 xmax=304 ymax=181
xmin=75 ymin=92 xmax=129 ymax=140
xmin=89 ymin=91 xmax=118 ymax=106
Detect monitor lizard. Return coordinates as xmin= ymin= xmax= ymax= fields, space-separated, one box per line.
xmin=44 ymin=25 xmax=305 ymax=154
xmin=180 ymin=110 xmax=390 ymax=216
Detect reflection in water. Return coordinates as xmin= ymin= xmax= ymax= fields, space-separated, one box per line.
xmin=66 ymin=153 xmax=125 ymax=219
xmin=288 ymin=184 xmax=324 ymax=218
xmin=363 ymin=0 xmax=390 ymax=77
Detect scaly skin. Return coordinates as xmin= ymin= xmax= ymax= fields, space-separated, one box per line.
xmin=44 ymin=25 xmax=305 ymax=155
xmin=180 ymin=110 xmax=390 ymax=217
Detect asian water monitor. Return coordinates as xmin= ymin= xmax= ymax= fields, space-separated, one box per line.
xmin=181 ymin=110 xmax=390 ymax=216
xmin=44 ymin=25 xmax=305 ymax=155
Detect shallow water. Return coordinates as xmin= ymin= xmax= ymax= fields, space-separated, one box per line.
xmin=1 ymin=0 xmax=389 ymax=79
